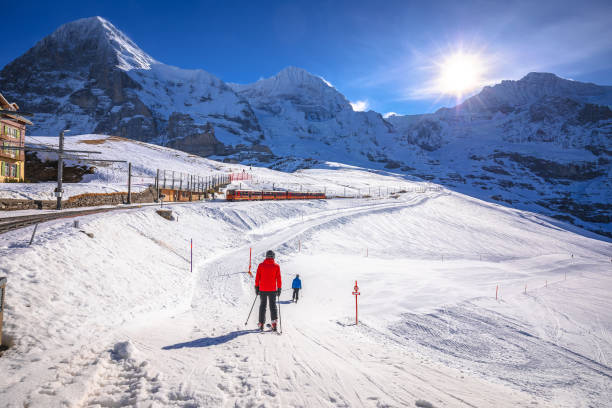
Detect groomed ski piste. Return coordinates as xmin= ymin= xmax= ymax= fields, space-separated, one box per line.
xmin=1 ymin=137 xmax=611 ymax=407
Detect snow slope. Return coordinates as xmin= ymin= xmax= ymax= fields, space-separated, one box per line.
xmin=1 ymin=174 xmax=610 ymax=407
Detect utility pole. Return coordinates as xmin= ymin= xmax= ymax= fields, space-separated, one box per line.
xmin=55 ymin=129 xmax=69 ymax=210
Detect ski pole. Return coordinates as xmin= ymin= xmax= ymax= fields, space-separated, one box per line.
xmin=245 ymin=294 xmax=258 ymax=326
xmin=277 ymin=293 xmax=282 ymax=333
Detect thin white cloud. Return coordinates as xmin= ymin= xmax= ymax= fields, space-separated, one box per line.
xmin=350 ymin=100 xmax=369 ymax=111
xmin=383 ymin=112 xmax=398 ymax=118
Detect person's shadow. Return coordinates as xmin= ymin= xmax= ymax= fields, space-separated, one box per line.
xmin=162 ymin=330 xmax=258 ymax=350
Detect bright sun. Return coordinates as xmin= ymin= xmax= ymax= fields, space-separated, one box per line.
xmin=437 ymin=52 xmax=483 ymax=98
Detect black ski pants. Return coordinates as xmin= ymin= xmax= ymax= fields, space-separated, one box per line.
xmin=292 ymin=288 xmax=300 ymax=301
xmin=258 ymin=292 xmax=278 ymax=324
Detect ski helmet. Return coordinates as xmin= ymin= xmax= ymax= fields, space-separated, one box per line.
xmin=266 ymin=250 xmax=275 ymax=259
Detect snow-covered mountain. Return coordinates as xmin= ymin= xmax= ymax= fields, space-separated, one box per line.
xmin=229 ymin=67 xmax=394 ymax=164
xmin=455 ymin=72 xmax=612 ymax=112
xmin=387 ymin=73 xmax=611 ymax=237
xmin=1 ymin=17 xmax=610 ymax=237
xmin=0 ymin=17 xmax=263 ymax=157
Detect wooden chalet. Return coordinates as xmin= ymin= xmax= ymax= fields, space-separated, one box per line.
xmin=0 ymin=92 xmax=31 ymax=182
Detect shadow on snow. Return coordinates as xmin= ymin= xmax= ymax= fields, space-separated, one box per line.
xmin=162 ymin=330 xmax=259 ymax=349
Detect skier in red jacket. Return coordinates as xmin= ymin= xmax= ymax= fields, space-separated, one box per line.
xmin=255 ymin=250 xmax=282 ymax=331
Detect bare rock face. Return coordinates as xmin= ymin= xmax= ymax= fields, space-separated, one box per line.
xmin=167 ymin=121 xmax=225 ymax=156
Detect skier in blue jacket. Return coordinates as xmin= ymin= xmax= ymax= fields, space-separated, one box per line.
xmin=291 ymin=275 xmax=302 ymax=302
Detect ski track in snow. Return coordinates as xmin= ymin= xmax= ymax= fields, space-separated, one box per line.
xmin=1 ymin=185 xmax=611 ymax=407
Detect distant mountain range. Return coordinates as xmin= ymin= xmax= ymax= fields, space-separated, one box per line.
xmin=1 ymin=16 xmax=610 ymax=238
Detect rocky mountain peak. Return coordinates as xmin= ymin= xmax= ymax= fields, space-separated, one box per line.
xmin=519 ymin=72 xmax=562 ymax=83
xmin=231 ymin=66 xmax=350 ymax=112
xmin=451 ymin=71 xmax=612 ymax=114
xmin=41 ymin=16 xmax=156 ymax=71
xmin=274 ymin=66 xmax=330 ymax=88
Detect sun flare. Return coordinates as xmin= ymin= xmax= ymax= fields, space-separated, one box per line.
xmin=437 ymin=52 xmax=484 ymax=98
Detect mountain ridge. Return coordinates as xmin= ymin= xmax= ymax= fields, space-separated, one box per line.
xmin=448 ymin=72 xmax=612 ymax=114
xmin=0 ymin=16 xmax=610 ymax=238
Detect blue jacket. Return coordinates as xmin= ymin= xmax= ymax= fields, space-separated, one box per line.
xmin=292 ymin=277 xmax=302 ymax=289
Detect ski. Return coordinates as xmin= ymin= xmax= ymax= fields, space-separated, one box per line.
xmin=265 ymin=323 xmax=282 ymax=335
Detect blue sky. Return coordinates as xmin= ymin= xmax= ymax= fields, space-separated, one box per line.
xmin=2 ymin=0 xmax=611 ymax=115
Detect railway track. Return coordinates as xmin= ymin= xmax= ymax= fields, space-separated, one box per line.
xmin=0 ymin=201 xmax=199 ymax=235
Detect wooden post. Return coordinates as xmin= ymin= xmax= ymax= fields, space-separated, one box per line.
xmin=28 ymin=223 xmax=39 ymax=246
xmin=156 ymin=169 xmax=160 ymax=202
xmin=127 ymin=162 xmax=132 ymax=204
xmin=0 ymin=277 xmax=6 ymax=346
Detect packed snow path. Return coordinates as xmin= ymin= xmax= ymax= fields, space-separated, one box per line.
xmin=0 ymin=190 xmax=611 ymax=407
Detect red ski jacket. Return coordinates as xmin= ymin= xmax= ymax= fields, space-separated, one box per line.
xmin=255 ymin=258 xmax=282 ymax=292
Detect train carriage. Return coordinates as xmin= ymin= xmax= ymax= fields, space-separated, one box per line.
xmin=226 ymin=189 xmax=325 ymax=202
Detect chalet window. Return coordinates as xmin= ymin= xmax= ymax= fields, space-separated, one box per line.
xmin=2 ymin=125 xmax=20 ymax=138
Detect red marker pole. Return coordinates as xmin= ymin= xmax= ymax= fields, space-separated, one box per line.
xmin=352 ymin=280 xmax=360 ymax=325
xmin=190 ymin=239 xmax=193 ymax=273
xmin=496 ymin=285 xmax=498 ymax=300
xmin=248 ymin=247 xmax=252 ymax=277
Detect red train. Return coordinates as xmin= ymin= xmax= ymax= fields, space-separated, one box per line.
xmin=226 ymin=189 xmax=326 ymax=201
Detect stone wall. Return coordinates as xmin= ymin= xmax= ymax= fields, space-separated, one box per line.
xmin=0 ymin=186 xmax=158 ymax=211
